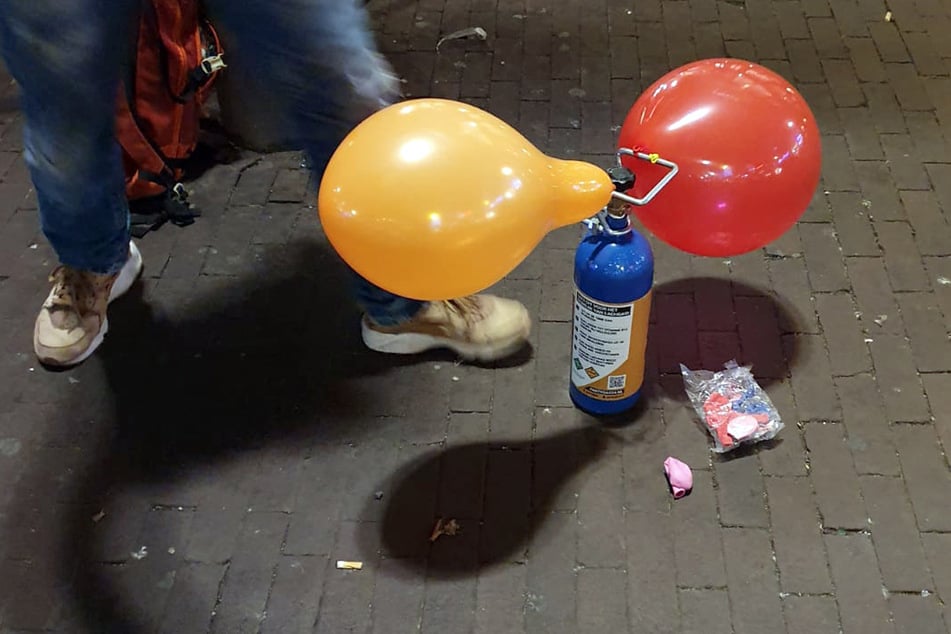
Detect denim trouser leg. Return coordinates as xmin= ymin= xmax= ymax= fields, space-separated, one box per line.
xmin=0 ymin=0 xmax=424 ymax=323
xmin=204 ymin=0 xmax=425 ymax=325
xmin=0 ymin=1 xmax=136 ymax=274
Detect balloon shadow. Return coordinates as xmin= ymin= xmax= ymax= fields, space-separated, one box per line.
xmin=647 ymin=276 xmax=803 ymax=402
xmin=357 ymin=425 xmax=622 ymax=580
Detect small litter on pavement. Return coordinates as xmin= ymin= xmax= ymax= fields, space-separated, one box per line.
xmin=681 ymin=361 xmax=784 ymax=453
xmin=429 ymin=518 xmax=461 ymax=542
xmin=436 ymin=27 xmax=487 ymax=51
xmin=336 ymin=561 xmax=363 ymax=570
xmin=131 ymin=546 xmax=148 ymax=560
xmin=663 ymin=457 xmax=693 ymax=499
xmin=92 ymin=510 xmax=105 ymax=523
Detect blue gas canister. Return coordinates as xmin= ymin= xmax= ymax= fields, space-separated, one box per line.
xmin=569 ymin=166 xmax=655 ymax=416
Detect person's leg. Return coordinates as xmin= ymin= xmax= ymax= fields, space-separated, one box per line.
xmin=206 ymin=0 xmax=531 ymax=360
xmin=0 ymin=0 xmax=143 ymax=366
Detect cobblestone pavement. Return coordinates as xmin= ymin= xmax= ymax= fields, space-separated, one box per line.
xmin=2 ymin=0 xmax=951 ymax=632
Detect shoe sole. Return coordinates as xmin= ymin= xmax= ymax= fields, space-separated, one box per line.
xmin=361 ymin=317 xmax=529 ymax=363
xmin=37 ymin=241 xmax=144 ymax=368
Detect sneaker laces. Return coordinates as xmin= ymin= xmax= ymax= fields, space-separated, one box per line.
xmin=47 ymin=266 xmax=108 ymax=320
xmin=442 ymin=296 xmax=485 ymax=325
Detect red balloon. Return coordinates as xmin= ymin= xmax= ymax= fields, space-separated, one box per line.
xmin=618 ymin=59 xmax=821 ymax=257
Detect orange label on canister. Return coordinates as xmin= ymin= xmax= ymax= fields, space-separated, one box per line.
xmin=570 ymin=288 xmax=652 ymax=401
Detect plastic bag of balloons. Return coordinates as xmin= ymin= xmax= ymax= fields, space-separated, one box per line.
xmin=680 ymin=360 xmax=784 ymax=453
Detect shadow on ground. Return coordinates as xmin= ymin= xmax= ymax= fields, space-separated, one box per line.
xmin=356 ymin=424 xmax=629 ymax=581
xmin=648 ymin=276 xmax=802 ymax=402
xmin=11 ymin=238 xmax=545 ymax=632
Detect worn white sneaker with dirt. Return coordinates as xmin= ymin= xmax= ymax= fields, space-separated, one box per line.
xmin=33 ymin=242 xmax=143 ymax=367
xmin=361 ymin=294 xmax=531 ymax=362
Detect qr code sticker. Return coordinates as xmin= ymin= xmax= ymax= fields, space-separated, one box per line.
xmin=608 ymin=375 xmax=626 ymax=390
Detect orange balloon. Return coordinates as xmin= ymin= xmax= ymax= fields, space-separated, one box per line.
xmin=318 ymin=98 xmax=614 ymax=301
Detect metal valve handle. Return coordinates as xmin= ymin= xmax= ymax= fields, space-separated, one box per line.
xmin=609 ymin=148 xmax=679 ymax=207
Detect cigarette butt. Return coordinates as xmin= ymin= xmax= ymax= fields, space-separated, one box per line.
xmin=336 ymin=560 xmax=363 ymax=570
xmin=884 ymin=10 xmax=892 ymax=21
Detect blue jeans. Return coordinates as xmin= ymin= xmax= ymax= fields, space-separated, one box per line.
xmin=0 ymin=0 xmax=423 ymax=327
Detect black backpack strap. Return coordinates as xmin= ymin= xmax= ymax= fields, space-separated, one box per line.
xmin=129 ymin=179 xmax=201 ymax=238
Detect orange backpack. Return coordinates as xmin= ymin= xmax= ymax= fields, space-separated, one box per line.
xmin=116 ymin=0 xmax=225 ymax=237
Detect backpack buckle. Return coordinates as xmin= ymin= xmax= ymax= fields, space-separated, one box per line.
xmin=201 ymin=55 xmax=226 ymax=75
xmin=171 ymin=182 xmax=189 ymax=203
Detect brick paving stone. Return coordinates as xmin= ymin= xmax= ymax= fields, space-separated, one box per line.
xmin=820 ymin=135 xmax=861 ymax=191
xmin=810 ymin=17 xmax=849 ymax=58
xmin=785 ymin=334 xmax=841 ymax=421
xmin=210 ymin=511 xmax=287 ymax=633
xmin=847 ymin=256 xmax=904 ymax=334
xmin=842 ymin=109 xmax=885 ymax=160
xmin=846 ymin=37 xmax=888 ymax=82
xmin=576 ymin=447 xmax=625 ymax=568
xmin=313 ymin=522 xmax=377 ymax=634
xmin=869 ymin=22 xmax=911 ymax=62
xmin=768 ymin=257 xmax=820 ymax=334
xmin=157 ymin=562 xmax=226 ymax=634
xmin=921 ymin=373 xmax=951 ymax=461
xmin=829 ymin=192 xmax=880 ymax=256
xmin=881 ymin=134 xmax=932 ymax=192
xmin=475 ymin=563 xmax=527 ymax=634
xmin=800 ymin=223 xmax=850 ymax=292
xmin=863 ymin=83 xmax=908 ymax=134
xmin=525 ymin=512 xmax=577 ymax=634
xmin=901 ymin=190 xmax=951 ymax=257
xmin=577 ymin=568 xmax=627 ymax=633
xmin=860 ymin=476 xmax=932 ymax=592
xmin=713 ymin=452 xmax=768 ymax=528
xmin=816 ymin=292 xmax=873 ymax=376
xmin=823 ymin=59 xmax=865 ymax=107
xmin=922 ymin=257 xmax=951 ymax=327
xmin=927 ymin=164 xmax=951 ymax=220
xmin=869 ymin=334 xmax=931 ymax=422
xmin=893 ymin=424 xmax=951 ymax=532
xmin=671 ymin=470 xmax=726 ymax=588
xmin=787 ymin=39 xmax=826 ymax=83
xmin=759 ymin=380 xmax=809 ymax=477
xmin=855 ymin=161 xmax=905 ymax=221
xmin=678 ymin=589 xmax=731 ymax=634
xmin=836 ymin=373 xmax=901 ymax=476
xmin=904 ymin=111 xmax=951 ymax=164
xmin=889 ymin=594 xmax=947 ymax=634
xmin=921 ymin=533 xmax=951 ymax=605
xmin=260 ymin=557 xmax=325 ymax=634
xmin=896 ymin=293 xmax=951 ymax=373
xmin=421 ymin=575 xmax=477 ymax=633
xmin=876 ymin=222 xmax=929 ymax=291
xmin=481 ymin=447 xmax=532 ymax=564
xmin=729 ymin=252 xmax=772 ymax=293
xmin=782 ymin=595 xmax=843 ymax=634
xmin=886 ymin=63 xmax=934 ymax=112
xmin=625 ymin=509 xmax=678 ymax=634
xmin=370 ymin=559 xmax=425 ymax=634
xmin=722 ymin=528 xmax=785 ymax=634
xmin=824 ymin=533 xmax=893 ymax=634
xmin=766 ymin=476 xmax=834 ymax=593
xmin=661 ymin=402 xmax=712 ymax=477
xmin=767 ymin=222 xmax=804 ymax=258
xmin=805 ymin=423 xmax=869 ymax=529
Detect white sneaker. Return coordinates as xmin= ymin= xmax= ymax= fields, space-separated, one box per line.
xmin=33 ymin=242 xmax=143 ymax=367
xmin=361 ymin=294 xmax=531 ymax=362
